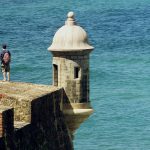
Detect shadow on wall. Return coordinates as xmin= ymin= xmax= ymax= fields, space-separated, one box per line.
xmin=0 ymin=88 xmax=73 ymax=150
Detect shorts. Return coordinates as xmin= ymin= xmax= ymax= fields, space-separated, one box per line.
xmin=1 ymin=63 xmax=10 ymax=73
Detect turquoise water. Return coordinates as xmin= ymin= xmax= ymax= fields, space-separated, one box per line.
xmin=1 ymin=0 xmax=150 ymax=149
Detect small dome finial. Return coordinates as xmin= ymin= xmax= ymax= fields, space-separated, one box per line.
xmin=65 ymin=11 xmax=76 ymax=25
xmin=67 ymin=11 xmax=74 ymax=18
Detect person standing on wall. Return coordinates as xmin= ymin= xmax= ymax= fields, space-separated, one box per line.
xmin=0 ymin=44 xmax=11 ymax=81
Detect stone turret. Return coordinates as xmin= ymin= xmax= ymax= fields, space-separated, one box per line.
xmin=48 ymin=12 xmax=94 ymax=134
xmin=48 ymin=11 xmax=94 ymax=103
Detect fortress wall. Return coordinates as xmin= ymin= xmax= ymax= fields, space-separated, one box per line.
xmin=0 ymin=81 xmax=73 ymax=150
xmin=0 ymin=95 xmax=31 ymax=122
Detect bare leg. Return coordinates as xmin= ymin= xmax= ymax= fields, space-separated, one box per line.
xmin=7 ymin=72 xmax=10 ymax=81
xmin=3 ymin=72 xmax=6 ymax=81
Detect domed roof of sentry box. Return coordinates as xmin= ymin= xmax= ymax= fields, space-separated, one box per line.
xmin=48 ymin=12 xmax=94 ymax=52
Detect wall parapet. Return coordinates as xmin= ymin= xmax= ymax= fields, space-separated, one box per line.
xmin=0 ymin=81 xmax=73 ymax=150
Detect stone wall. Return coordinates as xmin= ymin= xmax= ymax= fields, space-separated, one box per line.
xmin=52 ymin=51 xmax=90 ymax=103
xmin=0 ymin=81 xmax=73 ymax=150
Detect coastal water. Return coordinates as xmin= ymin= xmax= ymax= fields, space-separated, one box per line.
xmin=1 ymin=0 xmax=150 ymax=149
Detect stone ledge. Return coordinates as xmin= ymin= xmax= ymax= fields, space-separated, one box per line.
xmin=14 ymin=121 xmax=30 ymax=130
xmin=0 ymin=106 xmax=13 ymax=113
xmin=0 ymin=81 xmax=59 ymax=100
xmin=0 ymin=81 xmax=62 ymax=122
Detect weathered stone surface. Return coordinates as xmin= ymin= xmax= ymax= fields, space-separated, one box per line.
xmin=48 ymin=12 xmax=93 ymax=104
xmin=52 ymin=54 xmax=90 ymax=103
xmin=0 ymin=81 xmax=59 ymax=122
xmin=62 ymin=103 xmax=93 ymax=134
xmin=0 ymin=81 xmax=73 ymax=150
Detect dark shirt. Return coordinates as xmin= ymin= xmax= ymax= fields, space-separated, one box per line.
xmin=0 ymin=49 xmax=11 ymax=64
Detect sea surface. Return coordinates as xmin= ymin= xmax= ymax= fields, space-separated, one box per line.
xmin=1 ymin=0 xmax=150 ymax=149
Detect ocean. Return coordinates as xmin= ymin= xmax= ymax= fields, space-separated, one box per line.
xmin=1 ymin=0 xmax=150 ymax=149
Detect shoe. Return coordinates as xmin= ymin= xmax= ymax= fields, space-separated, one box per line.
xmin=3 ymin=78 xmax=6 ymax=81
